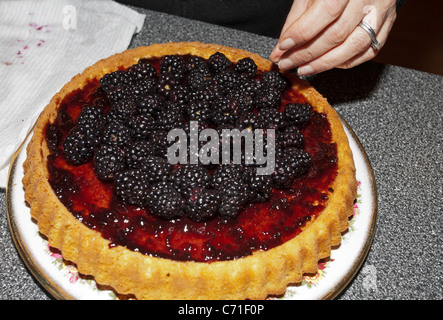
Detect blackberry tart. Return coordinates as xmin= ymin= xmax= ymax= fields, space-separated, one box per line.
xmin=22 ymin=42 xmax=357 ymax=299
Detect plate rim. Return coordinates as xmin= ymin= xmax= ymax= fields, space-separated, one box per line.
xmin=6 ymin=133 xmax=73 ymax=300
xmin=5 ymin=114 xmax=378 ymax=300
xmin=323 ymin=114 xmax=378 ymax=299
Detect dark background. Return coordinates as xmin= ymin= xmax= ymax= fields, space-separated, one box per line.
xmin=117 ymin=0 xmax=443 ymax=76
xmin=374 ymin=0 xmax=443 ymax=76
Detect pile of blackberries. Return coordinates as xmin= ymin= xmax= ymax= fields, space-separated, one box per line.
xmin=62 ymin=52 xmax=312 ymax=221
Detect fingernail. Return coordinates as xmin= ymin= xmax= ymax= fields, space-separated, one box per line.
xmin=278 ymin=38 xmax=295 ymax=50
xmin=278 ymin=58 xmax=295 ymax=71
xmin=269 ymin=48 xmax=279 ymax=62
xmin=297 ymin=65 xmax=314 ymax=76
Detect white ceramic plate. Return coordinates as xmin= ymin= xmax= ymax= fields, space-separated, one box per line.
xmin=6 ymin=116 xmax=377 ymax=300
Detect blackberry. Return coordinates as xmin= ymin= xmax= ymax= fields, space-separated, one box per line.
xmin=251 ymin=175 xmax=273 ymax=201
xmin=100 ymin=70 xmax=132 ymax=93
xmin=185 ymin=188 xmax=220 ymax=222
xmin=261 ymin=70 xmax=288 ymax=92
xmin=208 ymin=52 xmax=231 ymax=74
xmin=129 ymin=78 xmax=156 ymax=98
xmin=186 ymin=56 xmax=209 ymax=74
xmin=148 ymin=130 xmax=172 ymax=158
xmin=254 ymin=86 xmax=281 ymax=109
xmin=218 ymin=195 xmax=244 ymax=218
xmin=187 ymin=69 xmax=212 ymax=91
xmin=234 ymin=57 xmax=257 ymax=78
xmin=139 ymin=155 xmax=171 ymax=184
xmin=285 ymin=103 xmax=311 ymax=126
xmin=218 ymin=179 xmax=250 ymax=218
xmin=212 ymin=164 xmax=243 ymax=190
xmin=237 ymin=111 xmax=262 ymax=131
xmin=157 ymin=73 xmax=178 ymax=97
xmin=77 ymin=105 xmax=105 ymax=129
xmin=186 ymin=100 xmax=212 ymax=122
xmin=237 ymin=78 xmax=259 ymax=97
xmin=146 ymin=181 xmax=185 ymax=219
xmin=94 ymin=144 xmax=125 ymax=181
xmin=155 ymin=103 xmax=184 ymax=130
xmin=283 ymin=147 xmax=312 ymax=177
xmin=101 ymin=121 xmax=132 ymax=147
xmin=106 ymin=85 xmax=134 ymax=105
xmin=125 ymin=140 xmax=154 ymax=169
xmin=258 ymin=107 xmax=287 ymax=130
xmin=169 ymin=164 xmax=212 ymax=198
xmin=222 ymin=176 xmax=251 ymax=199
xmin=214 ymin=69 xmax=240 ymax=92
xmin=211 ymin=96 xmax=238 ymax=125
xmin=227 ymin=90 xmax=254 ymax=113
xmin=160 ymin=55 xmax=186 ymax=80
xmin=169 ymin=85 xmax=191 ymax=108
xmin=128 ymin=61 xmax=157 ymax=80
xmin=272 ymin=156 xmax=295 ymax=189
xmin=242 ymin=167 xmax=273 ymax=202
xmin=136 ymin=93 xmax=165 ymax=116
xmin=279 ymin=125 xmax=304 ymax=148
xmin=106 ymin=99 xmax=137 ymax=124
xmin=127 ymin=113 xmax=156 ymax=140
xmin=115 ymin=169 xmax=150 ymax=206
xmin=190 ymin=84 xmax=223 ymax=103
xmin=63 ymin=125 xmax=98 ymax=165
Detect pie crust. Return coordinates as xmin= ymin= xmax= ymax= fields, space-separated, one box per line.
xmin=22 ymin=42 xmax=357 ymax=299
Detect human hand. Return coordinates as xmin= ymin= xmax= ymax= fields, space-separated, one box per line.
xmin=270 ymin=0 xmax=397 ymax=76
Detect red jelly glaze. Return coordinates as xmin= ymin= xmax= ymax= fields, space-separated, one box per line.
xmin=45 ymin=59 xmax=338 ymax=262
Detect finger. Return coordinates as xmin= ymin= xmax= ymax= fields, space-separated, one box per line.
xmin=337 ymin=9 xmax=397 ymax=69
xmin=270 ymin=0 xmax=311 ymax=62
xmin=275 ymin=0 xmax=365 ymax=69
xmin=296 ymin=14 xmax=383 ymax=76
xmin=280 ymin=0 xmax=312 ymax=37
xmin=277 ymin=0 xmax=349 ymax=51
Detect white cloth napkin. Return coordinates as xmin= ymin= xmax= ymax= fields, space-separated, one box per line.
xmin=0 ymin=0 xmax=145 ymax=188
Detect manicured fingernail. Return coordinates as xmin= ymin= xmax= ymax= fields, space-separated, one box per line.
xmin=278 ymin=38 xmax=295 ymax=50
xmin=297 ymin=65 xmax=314 ymax=76
xmin=270 ymin=47 xmax=279 ymax=62
xmin=278 ymin=58 xmax=295 ymax=70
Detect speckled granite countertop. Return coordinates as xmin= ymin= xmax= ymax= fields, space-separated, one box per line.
xmin=1 ymin=7 xmax=442 ymax=300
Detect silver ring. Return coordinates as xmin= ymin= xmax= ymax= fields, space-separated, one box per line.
xmin=358 ymin=20 xmax=380 ymax=50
